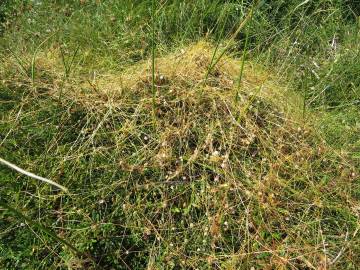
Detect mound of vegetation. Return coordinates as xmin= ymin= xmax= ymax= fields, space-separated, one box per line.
xmin=1 ymin=41 xmax=358 ymax=269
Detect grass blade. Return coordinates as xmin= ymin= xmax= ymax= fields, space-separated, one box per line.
xmin=151 ymin=0 xmax=157 ymax=121
xmin=205 ymin=0 xmax=260 ymax=79
xmin=30 ymin=32 xmax=57 ymax=84
xmin=236 ymin=17 xmax=251 ymax=102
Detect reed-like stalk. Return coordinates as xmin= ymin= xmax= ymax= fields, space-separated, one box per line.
xmin=31 ymin=32 xmax=57 ymax=84
xmin=151 ymin=0 xmax=157 ymax=122
xmin=236 ymin=15 xmax=251 ymax=102
xmin=205 ymin=0 xmax=260 ymax=80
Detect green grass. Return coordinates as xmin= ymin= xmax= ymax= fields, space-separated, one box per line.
xmin=0 ymin=1 xmax=359 ymax=269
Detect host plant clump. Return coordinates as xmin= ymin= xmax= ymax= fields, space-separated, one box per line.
xmin=0 ymin=1 xmax=359 ymax=269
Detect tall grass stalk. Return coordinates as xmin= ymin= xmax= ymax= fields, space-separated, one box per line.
xmin=30 ymin=32 xmax=56 ymax=84
xmin=59 ymin=44 xmax=80 ymax=80
xmin=151 ymin=0 xmax=156 ymax=122
xmin=235 ymin=21 xmax=250 ymax=102
xmin=59 ymin=44 xmax=80 ymax=101
xmin=205 ymin=4 xmax=232 ymax=82
xmin=7 ymin=48 xmax=29 ymax=77
xmin=205 ymin=0 xmax=260 ymax=80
